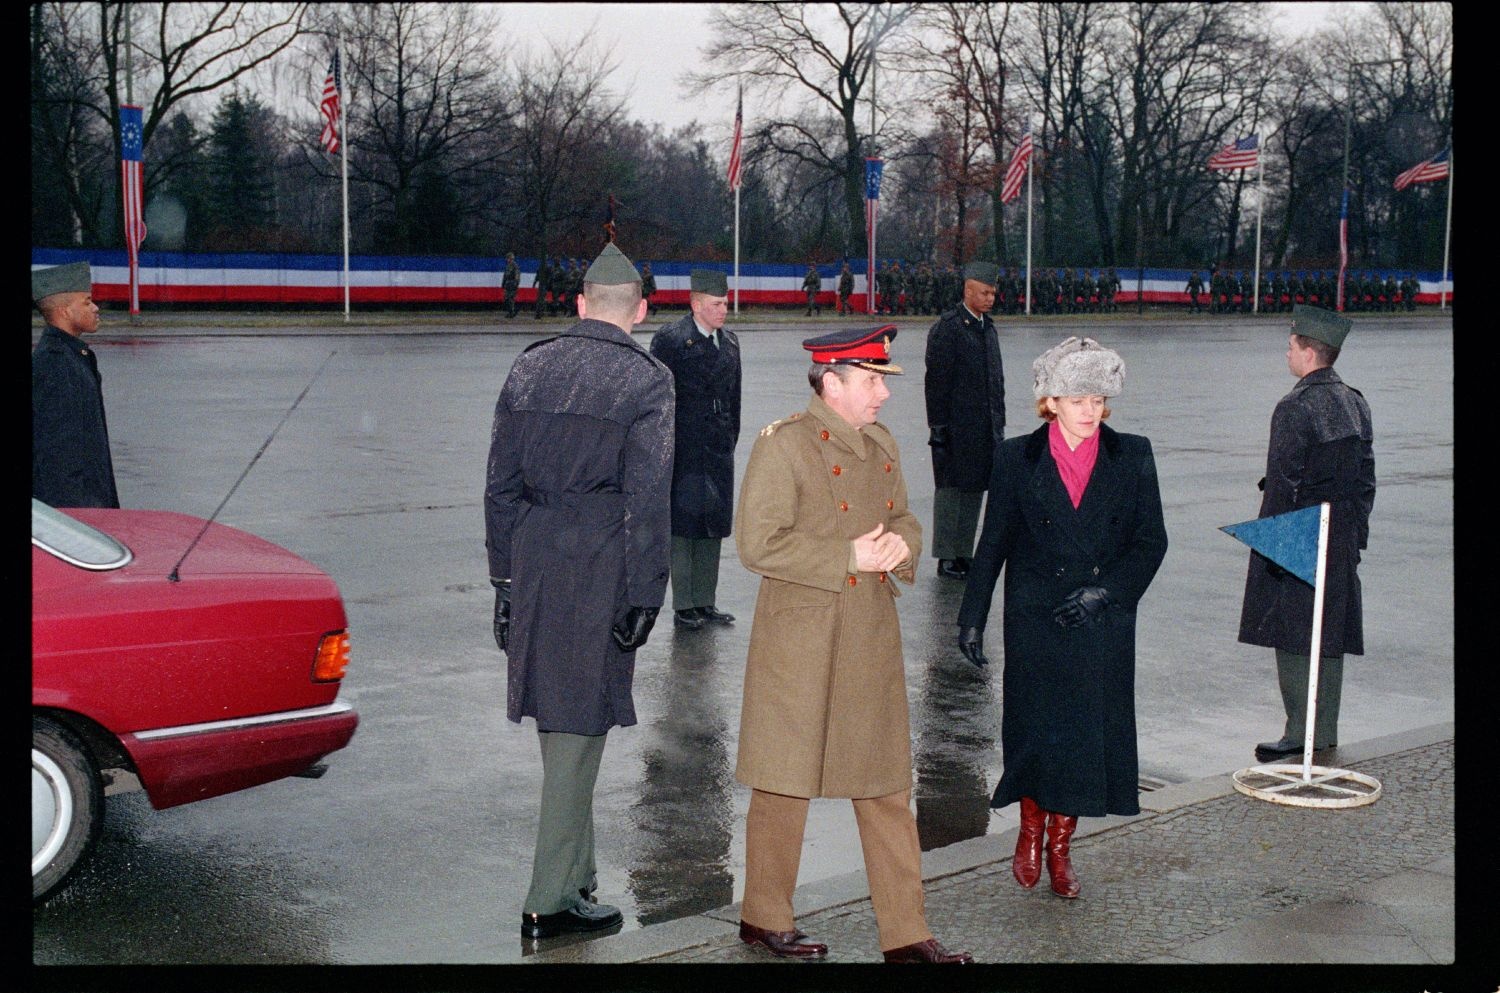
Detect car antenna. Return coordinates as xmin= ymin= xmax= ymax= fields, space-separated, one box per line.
xmin=168 ymin=349 xmax=337 ymax=583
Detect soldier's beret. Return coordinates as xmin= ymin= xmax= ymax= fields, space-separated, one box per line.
xmin=1033 ymin=336 xmax=1125 ymax=398
xmin=583 ymin=243 xmax=642 ymax=285
xmin=803 ymin=324 xmax=903 ymax=375
xmin=690 ymin=268 xmax=728 ymax=295
xmin=32 ymin=261 xmax=93 ymax=303
xmin=962 ymin=261 xmax=1000 ymax=286
xmin=1291 ymin=303 xmax=1352 ymax=349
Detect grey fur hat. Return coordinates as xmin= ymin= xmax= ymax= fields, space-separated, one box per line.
xmin=1032 ymin=336 xmax=1125 ymax=398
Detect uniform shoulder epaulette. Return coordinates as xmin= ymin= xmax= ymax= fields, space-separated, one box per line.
xmin=760 ymin=411 xmax=804 ymax=437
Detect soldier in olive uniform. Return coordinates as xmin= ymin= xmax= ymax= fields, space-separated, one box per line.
xmin=733 ymin=324 xmax=973 ymax=965
xmin=1382 ymin=273 xmax=1397 ymax=312
xmin=532 ymin=257 xmax=551 ymax=319
xmin=640 ymin=262 xmax=657 ymax=316
xmin=1401 ymin=273 xmax=1419 ymax=311
xmin=502 ymin=252 xmax=521 ymax=319
xmin=1186 ymin=271 xmax=1203 ymax=313
xmin=838 ymin=262 xmax=855 ymax=315
xmin=803 ymin=264 xmax=822 ymax=316
xmin=917 ymin=262 xmax=935 ymax=316
xmin=1079 ymin=269 xmax=1096 ymax=314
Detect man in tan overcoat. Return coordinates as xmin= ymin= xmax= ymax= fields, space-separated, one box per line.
xmin=732 ymin=325 xmax=973 ymax=965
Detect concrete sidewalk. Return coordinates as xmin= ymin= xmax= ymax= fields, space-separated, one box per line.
xmin=530 ymin=723 xmax=1454 ymax=968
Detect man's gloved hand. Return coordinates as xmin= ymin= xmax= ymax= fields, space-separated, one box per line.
xmin=1053 ymin=586 xmax=1113 ymax=628
xmin=1265 ymin=560 xmax=1288 ymax=579
xmin=612 ymin=606 xmax=659 ymax=652
xmin=928 ymin=425 xmax=951 ymax=480
xmin=492 ymin=580 xmax=512 ymax=652
xmin=957 ymin=625 xmax=988 ymax=667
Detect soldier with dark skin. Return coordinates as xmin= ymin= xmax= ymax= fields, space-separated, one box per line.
xmin=32 ymin=261 xmax=119 ymax=509
xmin=803 ymin=264 xmax=822 ymax=316
xmin=838 ymin=262 xmax=855 ymax=315
xmin=502 ymin=252 xmax=521 ymax=319
xmin=486 ymin=243 xmax=674 ymax=942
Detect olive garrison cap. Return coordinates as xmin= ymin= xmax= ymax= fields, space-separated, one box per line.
xmin=962 ymin=261 xmax=1000 ymax=286
xmin=583 ymin=242 xmax=642 ymax=285
xmin=1033 ymin=336 xmax=1125 ymax=398
xmin=690 ymin=268 xmax=729 ymax=296
xmin=32 ymin=261 xmax=93 ymax=303
xmin=803 ymin=324 xmax=903 ymax=375
xmin=1291 ymin=303 xmax=1352 ymax=349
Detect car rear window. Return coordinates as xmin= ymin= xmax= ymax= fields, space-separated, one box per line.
xmin=31 ymin=500 xmax=133 ymax=570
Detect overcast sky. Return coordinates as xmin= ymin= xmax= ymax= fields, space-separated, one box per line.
xmin=496 ymin=2 xmax=1354 ymax=137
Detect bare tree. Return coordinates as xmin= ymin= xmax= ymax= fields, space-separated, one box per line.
xmin=32 ymin=3 xmax=115 ymax=245
xmin=693 ymin=2 xmax=912 ymax=255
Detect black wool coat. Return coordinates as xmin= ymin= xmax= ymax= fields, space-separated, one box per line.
xmin=648 ymin=314 xmax=741 ymax=538
xmin=32 ymin=324 xmax=119 ymax=509
xmin=958 ymin=423 xmax=1168 ymax=818
xmin=485 ymin=319 xmax=675 ymax=735
xmin=924 ymin=306 xmax=1006 ymax=491
xmin=1238 ymin=368 xmax=1374 ymax=657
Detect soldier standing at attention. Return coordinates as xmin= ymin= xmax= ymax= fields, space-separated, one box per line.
xmin=1186 ymin=271 xmax=1203 ymax=313
xmin=640 ymin=262 xmax=657 ymax=317
xmin=925 ymin=262 xmax=1007 ymax=580
xmin=532 ymin=256 xmax=550 ymax=320
xmin=502 ymin=252 xmax=521 ymax=319
xmin=486 ymin=243 xmax=674 ymax=942
xmin=803 ymin=263 xmax=822 ymax=316
xmin=838 ymin=262 xmax=855 ymax=315
xmin=733 ymin=324 xmax=973 ymax=965
xmin=650 ymin=269 xmax=742 ymax=631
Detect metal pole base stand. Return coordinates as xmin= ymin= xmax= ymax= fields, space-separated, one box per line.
xmin=1232 ymin=763 xmax=1381 ymax=808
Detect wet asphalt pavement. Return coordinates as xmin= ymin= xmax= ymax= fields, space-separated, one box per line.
xmin=31 ymin=310 xmax=1453 ymax=966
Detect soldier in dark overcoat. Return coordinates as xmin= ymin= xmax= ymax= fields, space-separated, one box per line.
xmin=956 ymin=337 xmax=1167 ymax=899
xmin=925 ymin=261 xmax=1006 ymax=580
xmin=649 ymin=268 xmax=742 ymax=630
xmin=486 ymin=243 xmax=674 ymax=941
xmin=1239 ymin=305 xmax=1374 ymax=763
xmin=32 ymin=261 xmax=119 ymax=509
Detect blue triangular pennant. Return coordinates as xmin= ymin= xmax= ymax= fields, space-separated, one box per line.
xmin=1220 ymin=505 xmax=1322 ymax=586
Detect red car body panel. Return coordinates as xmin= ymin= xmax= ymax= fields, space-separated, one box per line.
xmin=33 ymin=508 xmax=358 ymax=810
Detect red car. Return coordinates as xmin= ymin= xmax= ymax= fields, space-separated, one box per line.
xmin=31 ymin=499 xmax=359 ymax=902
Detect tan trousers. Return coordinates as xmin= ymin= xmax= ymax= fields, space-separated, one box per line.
xmin=742 ymin=788 xmax=931 ymax=952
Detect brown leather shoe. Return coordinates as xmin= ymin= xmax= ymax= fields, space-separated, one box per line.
xmin=882 ymin=937 xmax=974 ymax=964
xmin=738 ymin=919 xmax=828 ymax=959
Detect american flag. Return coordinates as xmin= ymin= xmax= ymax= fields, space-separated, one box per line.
xmin=1207 ymin=135 xmax=1259 ymax=171
xmin=119 ymin=104 xmax=147 ymax=313
xmin=1001 ymin=129 xmax=1033 ymax=204
xmin=865 ymin=158 xmax=884 ymax=312
xmin=1393 ymin=147 xmax=1449 ymax=191
xmin=1336 ymin=188 xmax=1350 ymax=312
xmin=727 ymin=84 xmax=744 ymax=191
xmin=320 ymin=52 xmax=342 ymax=154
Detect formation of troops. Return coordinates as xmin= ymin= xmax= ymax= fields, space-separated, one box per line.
xmin=857 ymin=262 xmax=1125 ymax=317
xmin=1189 ymin=268 xmax=1421 ymax=315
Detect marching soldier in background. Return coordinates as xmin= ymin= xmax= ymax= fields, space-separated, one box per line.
xmin=650 ymin=269 xmax=742 ymax=631
xmin=733 ymin=324 xmax=973 ymax=965
xmin=1186 ymin=270 xmax=1204 ymax=313
xmin=502 ymin=252 xmax=521 ymax=319
xmin=803 ymin=263 xmax=822 ymax=316
xmin=532 ymin=257 xmax=551 ymax=319
xmin=838 ymin=262 xmax=855 ymax=315
xmin=1103 ymin=267 xmax=1120 ymax=313
xmin=1401 ymin=272 xmax=1419 ymax=311
xmin=641 ymin=262 xmax=657 ymax=316
xmin=925 ymin=262 xmax=1006 ymax=580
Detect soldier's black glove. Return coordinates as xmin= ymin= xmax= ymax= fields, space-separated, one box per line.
xmin=1053 ymin=586 xmax=1113 ymax=628
xmin=1265 ymin=561 xmax=1289 ymax=580
xmin=929 ymin=425 xmax=951 ymax=479
xmin=957 ymin=626 xmax=988 ymax=667
xmin=612 ymin=606 xmax=659 ymax=652
xmin=492 ymin=580 xmax=512 ymax=652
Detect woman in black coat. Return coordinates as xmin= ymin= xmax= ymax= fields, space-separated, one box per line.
xmin=957 ymin=337 xmax=1167 ymax=899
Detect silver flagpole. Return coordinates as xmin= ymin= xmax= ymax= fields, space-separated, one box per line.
xmin=1440 ymin=150 xmax=1452 ymax=310
xmin=339 ymin=29 xmax=350 ymax=322
xmin=1025 ymin=124 xmax=1033 ymax=316
xmin=1252 ymin=153 xmax=1264 ymax=314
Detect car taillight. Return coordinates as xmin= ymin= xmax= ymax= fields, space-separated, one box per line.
xmin=313 ymin=631 xmax=350 ymax=682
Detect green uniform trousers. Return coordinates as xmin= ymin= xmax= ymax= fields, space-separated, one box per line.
xmin=931 ymin=488 xmax=984 ymax=561
xmin=1276 ymin=649 xmax=1344 ymax=748
xmin=742 ymin=788 xmax=931 ymax=952
xmin=524 ymin=730 xmax=606 ymax=915
xmin=670 ymin=536 xmax=721 ymax=612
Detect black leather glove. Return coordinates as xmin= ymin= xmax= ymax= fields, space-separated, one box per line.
xmin=928 ymin=425 xmax=951 ymax=480
xmin=1265 ymin=560 xmax=1288 ymax=579
xmin=612 ymin=606 xmax=659 ymax=652
xmin=492 ymin=580 xmax=512 ymax=652
xmin=957 ymin=625 xmax=988 ymax=667
xmin=1053 ymin=586 xmax=1113 ymax=628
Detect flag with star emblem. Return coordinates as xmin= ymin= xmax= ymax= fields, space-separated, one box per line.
xmin=119 ymin=104 xmax=147 ymax=314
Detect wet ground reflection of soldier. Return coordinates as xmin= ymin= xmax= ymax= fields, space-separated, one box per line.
xmin=626 ymin=633 xmax=736 ymax=924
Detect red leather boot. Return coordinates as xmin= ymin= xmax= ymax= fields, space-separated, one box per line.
xmin=1044 ymin=812 xmax=1080 ymax=898
xmin=1012 ymin=797 xmax=1045 ymax=888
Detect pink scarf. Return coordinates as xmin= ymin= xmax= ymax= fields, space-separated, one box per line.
xmin=1048 ymin=419 xmax=1100 ymax=508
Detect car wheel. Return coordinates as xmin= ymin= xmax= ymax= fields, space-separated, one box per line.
xmin=33 ymin=716 xmax=102 ymax=903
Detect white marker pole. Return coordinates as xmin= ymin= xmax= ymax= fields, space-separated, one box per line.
xmin=1299 ymin=502 xmax=1332 ymax=782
